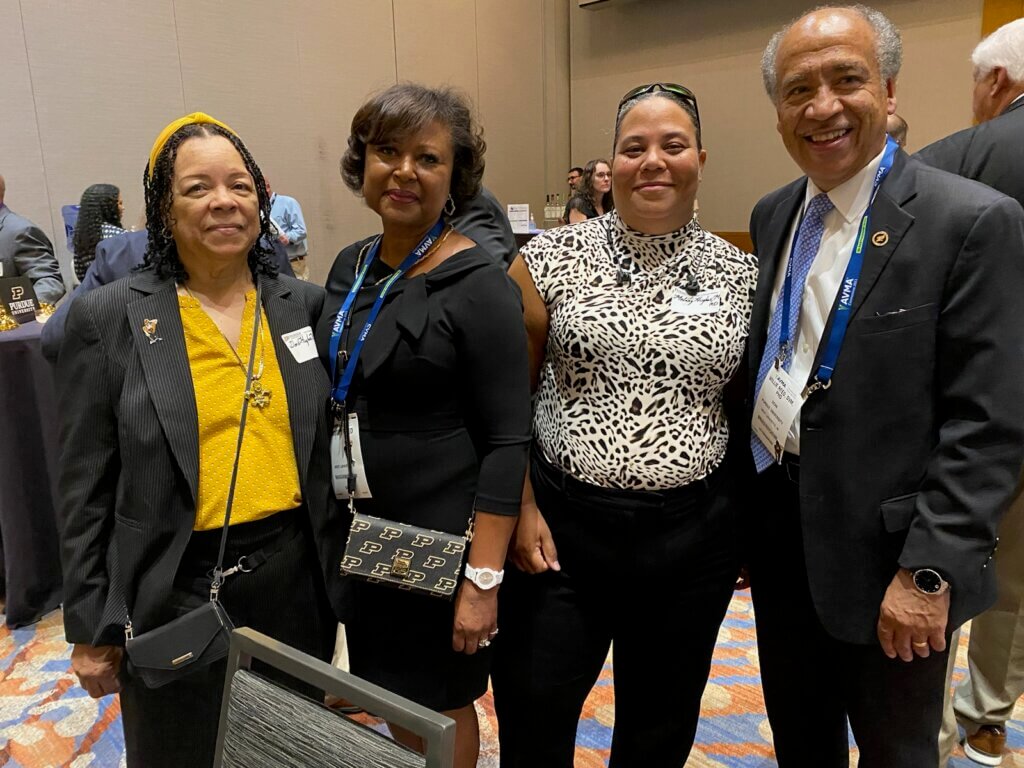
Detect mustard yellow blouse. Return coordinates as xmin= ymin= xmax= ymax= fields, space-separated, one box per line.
xmin=179 ymin=290 xmax=301 ymax=531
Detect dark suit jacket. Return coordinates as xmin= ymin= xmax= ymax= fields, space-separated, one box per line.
xmin=747 ymin=151 xmax=1024 ymax=644
xmin=0 ymin=205 xmax=65 ymax=304
xmin=41 ymin=230 xmax=294 ymax=363
xmin=57 ymin=269 xmax=334 ymax=646
xmin=450 ymin=187 xmax=517 ymax=267
xmin=916 ymin=97 xmax=1024 ymax=209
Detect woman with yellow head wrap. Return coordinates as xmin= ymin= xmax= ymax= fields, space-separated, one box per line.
xmin=57 ymin=113 xmax=335 ymax=768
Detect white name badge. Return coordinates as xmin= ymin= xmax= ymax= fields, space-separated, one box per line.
xmin=330 ymin=413 xmax=373 ymax=499
xmin=671 ymin=288 xmax=721 ymax=316
xmin=282 ymin=326 xmax=318 ymax=363
xmin=751 ymin=364 xmax=806 ymax=463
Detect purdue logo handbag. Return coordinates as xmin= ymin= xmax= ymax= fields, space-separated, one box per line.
xmin=340 ymin=512 xmax=474 ymax=599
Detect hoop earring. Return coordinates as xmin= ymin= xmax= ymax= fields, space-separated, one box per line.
xmin=443 ymin=194 xmax=456 ymax=217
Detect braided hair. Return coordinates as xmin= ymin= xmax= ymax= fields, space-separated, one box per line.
xmin=141 ymin=123 xmax=278 ymax=282
xmin=72 ymin=183 xmax=122 ymax=281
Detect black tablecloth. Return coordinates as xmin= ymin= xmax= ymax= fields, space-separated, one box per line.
xmin=0 ymin=320 xmax=63 ymax=627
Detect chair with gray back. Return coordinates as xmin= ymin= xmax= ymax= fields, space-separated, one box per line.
xmin=214 ymin=628 xmax=455 ymax=768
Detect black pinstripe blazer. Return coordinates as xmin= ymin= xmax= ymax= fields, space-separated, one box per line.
xmin=56 ymin=267 xmax=335 ymax=646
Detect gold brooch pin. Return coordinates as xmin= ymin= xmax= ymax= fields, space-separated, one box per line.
xmin=142 ymin=318 xmax=162 ymax=344
xmin=871 ymin=230 xmax=889 ymax=247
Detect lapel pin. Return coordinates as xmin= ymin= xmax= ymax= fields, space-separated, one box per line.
xmin=871 ymin=230 xmax=889 ymax=247
xmin=142 ymin=318 xmax=162 ymax=344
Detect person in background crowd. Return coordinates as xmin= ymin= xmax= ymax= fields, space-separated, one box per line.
xmin=493 ymin=82 xmax=756 ymax=767
xmin=564 ymin=158 xmax=613 ymax=223
xmin=887 ymin=113 xmax=908 ymax=148
xmin=0 ymin=174 xmax=65 ymax=304
xmin=314 ymin=83 xmax=531 ymax=768
xmin=746 ymin=7 xmax=1024 ymax=766
xmin=268 ymin=180 xmax=310 ymax=280
xmin=916 ymin=17 xmax=1024 ymax=768
xmin=567 ymin=166 xmax=582 ymax=194
xmin=561 ymin=166 xmax=585 ymax=224
xmin=450 ymin=186 xmax=517 ymax=266
xmin=71 ymin=183 xmax=125 ymax=281
xmin=57 ymin=113 xmax=334 ymax=768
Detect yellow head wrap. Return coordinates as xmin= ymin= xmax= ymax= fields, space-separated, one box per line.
xmin=147 ymin=112 xmax=237 ymax=180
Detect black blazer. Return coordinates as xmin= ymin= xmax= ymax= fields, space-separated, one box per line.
xmin=916 ymin=98 xmax=1024 ymax=209
xmin=747 ymin=151 xmax=1024 ymax=644
xmin=57 ymin=268 xmax=335 ymax=646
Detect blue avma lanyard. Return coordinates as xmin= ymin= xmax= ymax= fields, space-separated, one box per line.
xmin=779 ymin=135 xmax=898 ymax=395
xmin=329 ymin=218 xmax=446 ymax=406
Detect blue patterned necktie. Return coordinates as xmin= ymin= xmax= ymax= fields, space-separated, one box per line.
xmin=751 ymin=192 xmax=834 ymax=472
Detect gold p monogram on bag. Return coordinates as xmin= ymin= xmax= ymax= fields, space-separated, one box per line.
xmin=392 ymin=554 xmax=412 ymax=578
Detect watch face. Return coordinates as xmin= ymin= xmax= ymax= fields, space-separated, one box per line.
xmin=477 ymin=571 xmax=496 ymax=587
xmin=914 ymin=569 xmax=942 ymax=593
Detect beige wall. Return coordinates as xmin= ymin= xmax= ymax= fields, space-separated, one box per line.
xmin=4 ymin=0 xmax=985 ymax=281
xmin=569 ymin=0 xmax=984 ymax=232
xmin=1 ymin=0 xmax=570 ymax=286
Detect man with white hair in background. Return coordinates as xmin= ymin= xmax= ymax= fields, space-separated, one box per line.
xmin=917 ymin=17 xmax=1024 ymax=768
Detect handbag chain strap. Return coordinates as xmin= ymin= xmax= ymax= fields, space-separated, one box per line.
xmin=124 ymin=278 xmax=264 ymax=640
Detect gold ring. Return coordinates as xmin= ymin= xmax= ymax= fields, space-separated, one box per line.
xmin=913 ymin=641 xmax=929 ymax=648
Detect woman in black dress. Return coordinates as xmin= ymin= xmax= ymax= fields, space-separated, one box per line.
xmin=315 ymin=83 xmax=532 ymax=767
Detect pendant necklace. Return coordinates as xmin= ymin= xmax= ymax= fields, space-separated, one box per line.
xmin=182 ymin=284 xmax=271 ymax=409
xmin=606 ymin=215 xmax=709 ymax=292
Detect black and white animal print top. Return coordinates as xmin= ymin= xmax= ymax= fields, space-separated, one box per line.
xmin=522 ymin=211 xmax=758 ymax=490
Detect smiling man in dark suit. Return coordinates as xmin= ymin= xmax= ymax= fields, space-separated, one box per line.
xmin=746 ymin=6 xmax=1024 ymax=766
xmin=916 ymin=17 xmax=1024 ymax=767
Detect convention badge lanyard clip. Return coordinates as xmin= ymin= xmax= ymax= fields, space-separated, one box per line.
xmin=327 ymin=218 xmax=446 ymax=507
xmin=777 ymin=135 xmax=899 ymax=396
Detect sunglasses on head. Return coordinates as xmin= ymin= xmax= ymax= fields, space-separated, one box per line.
xmin=617 ymin=83 xmax=700 ymax=127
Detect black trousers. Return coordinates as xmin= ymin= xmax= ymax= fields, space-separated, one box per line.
xmin=119 ymin=508 xmax=335 ymax=768
xmin=492 ymin=453 xmax=742 ymax=768
xmin=747 ymin=463 xmax=949 ymax=768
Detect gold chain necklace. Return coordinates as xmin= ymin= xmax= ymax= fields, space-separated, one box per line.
xmin=182 ymin=284 xmax=271 ymax=409
xmin=355 ymin=225 xmax=454 ymax=286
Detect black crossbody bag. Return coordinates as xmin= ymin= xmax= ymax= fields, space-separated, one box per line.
xmin=123 ymin=280 xmax=263 ymax=689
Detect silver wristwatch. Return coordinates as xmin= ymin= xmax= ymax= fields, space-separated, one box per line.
xmin=464 ymin=565 xmax=504 ymax=590
xmin=911 ymin=568 xmax=950 ymax=596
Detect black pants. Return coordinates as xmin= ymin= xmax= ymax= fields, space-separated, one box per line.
xmin=119 ymin=509 xmax=335 ymax=768
xmin=492 ymin=453 xmax=742 ymax=768
xmin=747 ymin=464 xmax=949 ymax=768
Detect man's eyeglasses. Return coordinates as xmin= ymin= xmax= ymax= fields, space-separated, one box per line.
xmin=617 ymin=83 xmax=700 ymax=128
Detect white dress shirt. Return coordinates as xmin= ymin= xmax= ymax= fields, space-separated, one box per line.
xmin=767 ymin=145 xmax=887 ymax=454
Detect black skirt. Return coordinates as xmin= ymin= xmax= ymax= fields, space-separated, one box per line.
xmin=344 ymin=576 xmax=492 ymax=712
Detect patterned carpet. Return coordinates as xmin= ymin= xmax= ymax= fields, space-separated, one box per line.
xmin=2 ymin=593 xmax=1022 ymax=767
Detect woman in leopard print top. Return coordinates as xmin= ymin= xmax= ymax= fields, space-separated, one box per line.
xmin=492 ymin=84 xmax=758 ymax=767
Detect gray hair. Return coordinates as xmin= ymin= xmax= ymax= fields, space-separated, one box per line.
xmin=761 ymin=4 xmax=902 ymax=102
xmin=972 ymin=18 xmax=1024 ymax=83
xmin=614 ymin=91 xmax=702 ymax=151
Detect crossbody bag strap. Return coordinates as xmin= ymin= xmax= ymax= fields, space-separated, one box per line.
xmin=125 ymin=277 xmax=265 ymax=639
xmin=209 ymin=277 xmax=264 ymax=601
